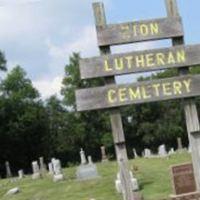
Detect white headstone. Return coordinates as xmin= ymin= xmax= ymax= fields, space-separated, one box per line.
xmin=115 ymin=171 xmax=139 ymax=193
xmin=6 ymin=187 xmax=20 ymax=195
xmin=32 ymin=161 xmax=41 ymax=179
xmin=52 ymin=159 xmax=64 ymax=182
xmin=18 ymin=170 xmax=24 ymax=179
xmin=88 ymin=156 xmax=93 ymax=165
xmin=168 ymin=148 xmax=175 ymax=155
xmin=133 ymin=148 xmax=138 ymax=158
xmin=158 ymin=144 xmax=167 ymax=157
xmin=144 ymin=148 xmax=151 ymax=158
xmin=80 ymin=148 xmax=87 ymax=165
xmin=48 ymin=162 xmax=54 ymax=175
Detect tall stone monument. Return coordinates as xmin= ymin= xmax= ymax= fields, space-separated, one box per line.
xmin=100 ymin=146 xmax=108 ymax=162
xmin=5 ymin=161 xmax=12 ymax=178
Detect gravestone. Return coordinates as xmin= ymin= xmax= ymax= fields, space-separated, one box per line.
xmin=144 ymin=149 xmax=151 ymax=158
xmin=100 ymin=146 xmax=108 ymax=162
xmin=115 ymin=171 xmax=139 ymax=194
xmin=32 ymin=161 xmax=41 ymax=180
xmin=168 ymin=148 xmax=175 ymax=155
xmin=80 ymin=148 xmax=87 ymax=165
xmin=18 ymin=170 xmax=24 ymax=179
xmin=170 ymin=163 xmax=200 ymax=199
xmin=76 ymin=150 xmax=99 ymax=180
xmin=5 ymin=161 xmax=12 ymax=178
xmin=133 ymin=148 xmax=138 ymax=159
xmin=158 ymin=144 xmax=167 ymax=157
xmin=52 ymin=159 xmax=64 ymax=182
xmin=39 ymin=157 xmax=46 ymax=175
xmin=48 ymin=162 xmax=54 ymax=175
xmin=177 ymin=137 xmax=183 ymax=151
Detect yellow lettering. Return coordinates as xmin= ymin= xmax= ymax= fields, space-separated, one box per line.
xmin=177 ymin=50 xmax=186 ymax=63
xmin=118 ymin=88 xmax=127 ymax=102
xmin=140 ymin=24 xmax=149 ymax=36
xmin=146 ymin=53 xmax=155 ymax=67
xmin=156 ymin=53 xmax=165 ymax=65
xmin=125 ymin=56 xmax=133 ymax=69
xmin=141 ymin=86 xmax=151 ymax=99
xmin=152 ymin=84 xmax=161 ymax=96
xmin=128 ymin=87 xmax=141 ymax=100
xmin=121 ymin=25 xmax=130 ymax=39
xmin=114 ymin=58 xmax=124 ymax=70
xmin=168 ymin=52 xmax=176 ymax=64
xmin=135 ymin=55 xmax=145 ymax=67
xmin=107 ymin=89 xmax=117 ymax=103
xmin=150 ymin=23 xmax=159 ymax=35
xmin=173 ymin=81 xmax=182 ymax=94
xmin=104 ymin=60 xmax=112 ymax=72
xmin=163 ymin=82 xmax=172 ymax=96
xmin=183 ymin=79 xmax=191 ymax=93
xmin=133 ymin=24 xmax=137 ymax=36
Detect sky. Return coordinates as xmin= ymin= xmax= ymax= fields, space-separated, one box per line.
xmin=0 ymin=0 xmax=200 ymax=99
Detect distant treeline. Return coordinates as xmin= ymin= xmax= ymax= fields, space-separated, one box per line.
xmin=0 ymin=52 xmax=200 ymax=178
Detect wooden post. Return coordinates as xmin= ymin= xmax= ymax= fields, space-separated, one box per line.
xmin=165 ymin=0 xmax=200 ymax=191
xmin=93 ymin=3 xmax=136 ymax=200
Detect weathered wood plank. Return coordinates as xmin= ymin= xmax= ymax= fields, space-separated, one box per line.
xmin=76 ymin=74 xmax=200 ymax=111
xmin=165 ymin=0 xmax=200 ymax=192
xmin=80 ymin=44 xmax=200 ymax=79
xmin=93 ymin=3 xmax=136 ymax=200
xmin=96 ymin=17 xmax=183 ymax=46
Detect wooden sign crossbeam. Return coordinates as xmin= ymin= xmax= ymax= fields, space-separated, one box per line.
xmin=96 ymin=17 xmax=183 ymax=46
xmin=80 ymin=44 xmax=200 ymax=79
xmin=76 ymin=74 xmax=200 ymax=111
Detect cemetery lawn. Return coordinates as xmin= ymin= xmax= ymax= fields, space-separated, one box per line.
xmin=0 ymin=152 xmax=191 ymax=200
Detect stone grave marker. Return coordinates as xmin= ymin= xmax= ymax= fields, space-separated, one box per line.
xmin=76 ymin=150 xmax=99 ymax=180
xmin=144 ymin=149 xmax=151 ymax=158
xmin=133 ymin=148 xmax=138 ymax=159
xmin=170 ymin=163 xmax=200 ymax=199
xmin=48 ymin=162 xmax=54 ymax=175
xmin=52 ymin=159 xmax=64 ymax=182
xmin=18 ymin=170 xmax=24 ymax=179
xmin=32 ymin=161 xmax=41 ymax=180
xmin=100 ymin=146 xmax=108 ymax=162
xmin=158 ymin=144 xmax=167 ymax=157
xmin=5 ymin=161 xmax=12 ymax=178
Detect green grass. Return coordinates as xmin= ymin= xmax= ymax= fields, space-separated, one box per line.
xmin=0 ymin=152 xmax=191 ymax=200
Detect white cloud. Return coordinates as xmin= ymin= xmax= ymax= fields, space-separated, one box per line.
xmin=33 ymin=76 xmax=63 ymax=99
xmin=46 ymin=25 xmax=98 ymax=60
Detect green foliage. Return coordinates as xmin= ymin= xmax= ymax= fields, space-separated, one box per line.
xmin=0 ymin=51 xmax=7 ymax=72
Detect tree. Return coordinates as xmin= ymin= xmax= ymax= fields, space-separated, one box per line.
xmin=0 ymin=51 xmax=7 ymax=72
xmin=0 ymin=66 xmax=48 ymax=176
xmin=61 ymin=53 xmax=112 ymax=162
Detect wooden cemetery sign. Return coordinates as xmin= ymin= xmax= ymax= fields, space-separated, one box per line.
xmin=96 ymin=17 xmax=183 ymax=46
xmin=76 ymin=74 xmax=200 ymax=111
xmin=80 ymin=44 xmax=200 ymax=79
xmin=75 ymin=0 xmax=200 ymax=199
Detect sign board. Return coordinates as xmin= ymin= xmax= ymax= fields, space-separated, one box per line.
xmin=170 ymin=192 xmax=200 ymax=200
xmin=171 ymin=163 xmax=196 ymax=195
xmin=96 ymin=17 xmax=183 ymax=46
xmin=76 ymin=74 xmax=200 ymax=111
xmin=80 ymin=44 xmax=200 ymax=79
